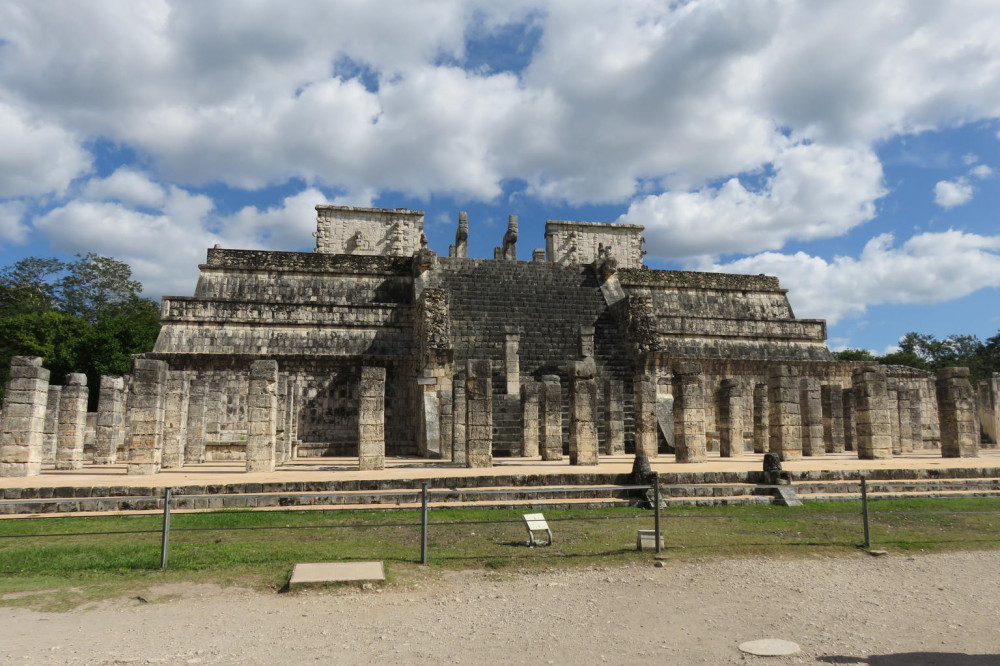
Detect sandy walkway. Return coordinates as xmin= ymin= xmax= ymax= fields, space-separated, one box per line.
xmin=3 ymin=551 xmax=999 ymax=664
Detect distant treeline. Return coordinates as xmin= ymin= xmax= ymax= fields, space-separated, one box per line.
xmin=834 ymin=332 xmax=1000 ymax=382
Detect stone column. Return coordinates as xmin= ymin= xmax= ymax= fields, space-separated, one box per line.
xmin=604 ymin=378 xmax=625 ymax=455
xmin=505 ymin=334 xmax=520 ymax=395
xmin=887 ymin=381 xmax=901 ymax=455
xmin=936 ymin=367 xmax=979 ymax=458
xmin=540 ymin=374 xmax=563 ymax=461
xmin=852 ymin=366 xmax=893 ymax=460
xmin=821 ymin=384 xmax=845 ymax=453
xmin=203 ymin=378 xmax=222 ymax=458
xmin=521 ymin=380 xmax=540 ymax=457
xmin=94 ymin=376 xmax=125 ymax=465
xmin=161 ymin=372 xmax=190 ymax=469
xmin=752 ymin=382 xmax=768 ymax=454
xmin=55 ymin=373 xmax=88 ymax=470
xmin=907 ymin=382 xmax=924 ymax=451
xmin=768 ymin=365 xmax=802 ymax=461
xmin=452 ymin=372 xmax=467 ymax=464
xmin=42 ymin=385 xmax=61 ymax=464
xmin=718 ymin=379 xmax=744 ymax=457
xmin=0 ymin=356 xmax=50 ymax=477
xmin=897 ymin=387 xmax=914 ymax=454
xmin=466 ymin=359 xmax=493 ymax=468
xmin=568 ymin=360 xmax=599 ymax=466
xmin=843 ymin=388 xmax=856 ymax=452
xmin=184 ymin=378 xmax=208 ymax=465
xmin=987 ymin=374 xmax=1000 ymax=446
xmin=274 ymin=374 xmax=288 ymax=465
xmin=799 ymin=377 xmax=824 ymax=456
xmin=633 ymin=373 xmax=658 ymax=458
xmin=673 ymin=362 xmax=707 ymax=463
xmin=439 ymin=387 xmax=453 ymax=462
xmin=358 ymin=366 xmax=386 ymax=470
xmin=127 ymin=359 xmax=168 ymax=475
xmin=246 ymin=360 xmax=278 ymax=473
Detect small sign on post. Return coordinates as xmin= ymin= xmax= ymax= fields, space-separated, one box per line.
xmin=522 ymin=513 xmax=552 ymax=547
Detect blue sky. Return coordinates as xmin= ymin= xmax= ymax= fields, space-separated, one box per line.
xmin=1 ymin=1 xmax=999 ymax=354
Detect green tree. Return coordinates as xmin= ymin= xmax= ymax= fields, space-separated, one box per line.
xmin=832 ymin=348 xmax=877 ymax=362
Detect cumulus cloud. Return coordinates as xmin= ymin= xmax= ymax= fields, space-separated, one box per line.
xmin=619 ymin=143 xmax=886 ymax=258
xmin=705 ymin=230 xmax=1000 ymax=324
xmin=83 ymin=168 xmax=167 ymax=208
xmin=934 ymin=179 xmax=974 ymax=208
xmin=0 ymin=201 xmax=28 ymax=245
xmin=0 ymin=103 xmax=90 ymax=198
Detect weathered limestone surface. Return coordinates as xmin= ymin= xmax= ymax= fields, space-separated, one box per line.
xmin=633 ymin=373 xmax=658 ymax=458
xmin=821 ymin=384 xmax=845 ymax=454
xmin=937 ymin=367 xmax=978 ymax=458
xmin=43 ymin=385 xmax=61 ymax=464
xmin=452 ymin=373 xmax=467 ymax=465
xmin=185 ymin=378 xmax=208 ymax=464
xmin=718 ymin=379 xmax=744 ymax=457
xmin=314 ymin=205 xmax=423 ymax=257
xmin=540 ymin=374 xmax=563 ymax=461
xmin=604 ymin=378 xmax=625 ymax=455
xmin=246 ymin=360 xmax=278 ymax=473
xmin=127 ymin=359 xmax=168 ymax=475
xmin=55 ymin=374 xmax=88 ymax=471
xmin=568 ymin=360 xmax=599 ymax=465
xmin=358 ymin=366 xmax=386 ymax=470
xmin=768 ymin=365 xmax=802 ymax=461
xmin=94 ymin=376 xmax=125 ymax=465
xmin=275 ymin=374 xmax=288 ymax=465
xmin=673 ymin=362 xmax=707 ymax=463
xmin=843 ymin=388 xmax=856 ymax=452
xmin=504 ymin=334 xmax=520 ymax=395
xmin=521 ymin=380 xmax=540 ymax=458
xmin=752 ymin=383 xmax=768 ymax=454
xmin=977 ymin=374 xmax=999 ymax=446
xmin=438 ymin=387 xmax=453 ymax=462
xmin=465 ymin=360 xmax=493 ymax=468
xmin=896 ymin=387 xmax=914 ymax=454
xmin=161 ymin=373 xmax=190 ymax=468
xmin=0 ymin=356 xmax=50 ymax=477
xmin=799 ymin=377 xmax=824 ymax=456
xmin=887 ymin=382 xmax=901 ymax=455
xmin=545 ymin=220 xmax=645 ymax=268
xmin=853 ymin=366 xmax=893 ymax=460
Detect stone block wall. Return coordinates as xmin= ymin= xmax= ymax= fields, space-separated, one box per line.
xmin=315 ymin=205 xmax=424 ymax=257
xmin=545 ymin=220 xmax=645 ymax=268
xmin=0 ymin=357 xmax=49 ymax=477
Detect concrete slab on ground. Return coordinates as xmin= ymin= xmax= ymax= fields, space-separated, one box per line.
xmin=289 ymin=561 xmax=385 ymax=586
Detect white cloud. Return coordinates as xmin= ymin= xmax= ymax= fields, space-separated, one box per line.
xmin=934 ymin=178 xmax=975 ymax=208
xmin=970 ymin=164 xmax=994 ymax=179
xmin=83 ymin=168 xmax=166 ymax=208
xmin=0 ymin=200 xmax=28 ymax=244
xmin=619 ymin=143 xmax=886 ymax=258
xmin=0 ymin=103 xmax=90 ymax=198
xmin=705 ymin=230 xmax=1000 ymax=324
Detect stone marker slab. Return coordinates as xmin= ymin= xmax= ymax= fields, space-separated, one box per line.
xmin=738 ymin=639 xmax=801 ymax=656
xmin=289 ymin=561 xmax=385 ymax=586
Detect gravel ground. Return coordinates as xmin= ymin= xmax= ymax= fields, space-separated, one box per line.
xmin=2 ymin=551 xmax=999 ymax=665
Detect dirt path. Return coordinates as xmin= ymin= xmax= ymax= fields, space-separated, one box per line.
xmin=3 ymin=551 xmax=999 ymax=665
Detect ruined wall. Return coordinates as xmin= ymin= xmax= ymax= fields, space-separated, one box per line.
xmin=314 ymin=205 xmax=424 ymax=256
xmin=545 ymin=220 xmax=645 ymax=268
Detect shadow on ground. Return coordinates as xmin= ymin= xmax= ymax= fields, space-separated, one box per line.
xmin=820 ymin=653 xmax=999 ymax=665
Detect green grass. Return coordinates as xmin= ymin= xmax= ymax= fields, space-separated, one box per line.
xmin=2 ymin=498 xmax=999 ymax=609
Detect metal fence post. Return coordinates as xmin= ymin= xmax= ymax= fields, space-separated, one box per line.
xmin=653 ymin=472 xmax=662 ymax=554
xmin=160 ymin=487 xmax=172 ymax=568
xmin=861 ymin=477 xmax=871 ymax=550
xmin=420 ymin=482 xmax=429 ymax=565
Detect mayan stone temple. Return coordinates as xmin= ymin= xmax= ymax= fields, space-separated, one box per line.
xmin=1 ymin=205 xmax=996 ymax=481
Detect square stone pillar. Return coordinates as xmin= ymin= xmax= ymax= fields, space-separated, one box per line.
xmin=505 ymin=334 xmax=520 ymax=395
xmin=127 ymin=359 xmax=168 ymax=475
xmin=439 ymin=387 xmax=454 ymax=462
xmin=907 ymin=381 xmax=924 ymax=451
xmin=799 ymin=377 xmax=824 ymax=456
xmin=0 ymin=356 xmax=50 ymax=477
xmin=274 ymin=374 xmax=288 ymax=465
xmin=358 ymin=366 xmax=386 ymax=470
xmin=43 ymin=385 xmax=61 ymax=464
xmin=821 ymin=384 xmax=845 ymax=453
xmin=897 ymin=387 xmax=914 ymax=454
xmin=521 ymin=380 xmax=540 ymax=457
xmin=853 ymin=366 xmax=893 ymax=460
xmin=768 ymin=365 xmax=802 ymax=461
xmin=633 ymin=373 xmax=658 ymax=458
xmin=452 ymin=372 xmax=467 ymax=465
xmin=673 ymin=362 xmax=707 ymax=463
xmin=568 ymin=360 xmax=599 ymax=466
xmin=604 ymin=378 xmax=625 ymax=455
xmin=887 ymin=381 xmax=901 ymax=455
xmin=466 ymin=359 xmax=493 ymax=468
xmin=986 ymin=374 xmax=1000 ymax=446
xmin=718 ymin=378 xmax=744 ymax=457
xmin=752 ymin=383 xmax=768 ymax=454
xmin=185 ymin=378 xmax=208 ymax=465
xmin=246 ymin=360 xmax=278 ymax=473
xmin=55 ymin=373 xmax=88 ymax=471
xmin=161 ymin=372 xmax=190 ymax=469
xmin=936 ymin=367 xmax=978 ymax=458
xmin=540 ymin=374 xmax=563 ymax=461
xmin=287 ymin=381 xmax=301 ymax=460
xmin=94 ymin=376 xmax=125 ymax=465
xmin=843 ymin=388 xmax=856 ymax=452
xmin=204 ymin=378 xmax=222 ymax=452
